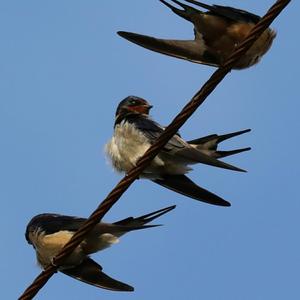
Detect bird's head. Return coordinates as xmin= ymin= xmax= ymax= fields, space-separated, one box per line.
xmin=115 ymin=96 xmax=153 ymax=120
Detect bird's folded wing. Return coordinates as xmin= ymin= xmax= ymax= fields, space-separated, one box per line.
xmin=175 ymin=146 xmax=247 ymax=172
xmin=153 ymin=174 xmax=230 ymax=206
xmin=61 ymin=258 xmax=134 ymax=292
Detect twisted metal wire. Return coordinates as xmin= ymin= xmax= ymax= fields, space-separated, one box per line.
xmin=19 ymin=0 xmax=291 ymax=299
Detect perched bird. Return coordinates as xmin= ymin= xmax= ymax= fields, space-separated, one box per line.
xmin=118 ymin=0 xmax=276 ymax=69
xmin=25 ymin=205 xmax=175 ymax=292
xmin=105 ymin=96 xmax=250 ymax=206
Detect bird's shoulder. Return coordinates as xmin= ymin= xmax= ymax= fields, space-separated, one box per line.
xmin=123 ymin=114 xmax=164 ymax=132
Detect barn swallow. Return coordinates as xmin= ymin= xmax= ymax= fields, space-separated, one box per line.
xmin=118 ymin=0 xmax=276 ymax=69
xmin=105 ymin=96 xmax=250 ymax=206
xmin=25 ymin=205 xmax=175 ymax=292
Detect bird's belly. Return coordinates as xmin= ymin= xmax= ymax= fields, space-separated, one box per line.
xmin=106 ymin=136 xmax=150 ymax=172
xmin=242 ymin=29 xmax=276 ymax=67
xmin=106 ymin=122 xmax=191 ymax=177
xmin=154 ymin=152 xmax=192 ymax=176
xmin=106 ymin=123 xmax=159 ymax=173
xmin=34 ymin=231 xmax=84 ymax=268
xmin=226 ymin=25 xmax=276 ymax=68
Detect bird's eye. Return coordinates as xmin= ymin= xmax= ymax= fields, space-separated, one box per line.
xmin=129 ymin=99 xmax=137 ymax=106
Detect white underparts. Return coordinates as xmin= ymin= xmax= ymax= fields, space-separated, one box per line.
xmin=105 ymin=121 xmax=191 ymax=178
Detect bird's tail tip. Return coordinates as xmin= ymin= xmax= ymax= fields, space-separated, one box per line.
xmin=136 ymin=205 xmax=176 ymax=224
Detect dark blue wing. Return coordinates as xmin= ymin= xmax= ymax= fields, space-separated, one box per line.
xmin=125 ymin=115 xmax=185 ymax=150
xmin=61 ymin=258 xmax=134 ymax=291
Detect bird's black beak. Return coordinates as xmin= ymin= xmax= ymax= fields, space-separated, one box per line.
xmin=144 ymin=104 xmax=153 ymax=115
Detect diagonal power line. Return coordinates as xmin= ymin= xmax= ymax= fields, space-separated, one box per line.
xmin=19 ymin=0 xmax=291 ymax=299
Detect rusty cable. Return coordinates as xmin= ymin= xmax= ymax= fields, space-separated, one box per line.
xmin=18 ymin=0 xmax=291 ymax=299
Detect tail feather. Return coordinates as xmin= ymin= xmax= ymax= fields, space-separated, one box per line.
xmin=184 ymin=0 xmax=261 ymax=23
xmin=216 ymin=129 xmax=251 ymax=143
xmin=113 ymin=205 xmax=176 ymax=228
xmin=153 ymin=175 xmax=230 ymax=207
xmin=215 ymin=147 xmax=251 ymax=158
xmin=160 ymin=0 xmax=201 ymax=22
xmin=184 ymin=0 xmax=213 ymax=11
xmin=187 ymin=129 xmax=251 ymax=146
xmin=187 ymin=134 xmax=219 ymax=146
xmin=187 ymin=129 xmax=251 ymax=159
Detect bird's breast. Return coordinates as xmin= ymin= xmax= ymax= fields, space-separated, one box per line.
xmin=105 ymin=122 xmax=154 ymax=173
xmin=31 ymin=230 xmax=84 ymax=268
xmin=227 ymin=25 xmax=276 ymax=68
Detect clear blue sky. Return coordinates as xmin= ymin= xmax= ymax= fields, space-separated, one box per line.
xmin=1 ymin=1 xmax=299 ymax=299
